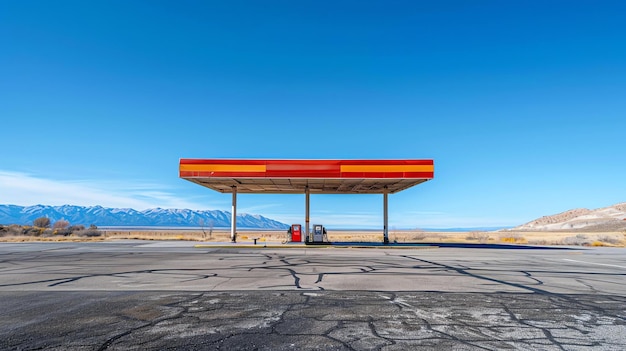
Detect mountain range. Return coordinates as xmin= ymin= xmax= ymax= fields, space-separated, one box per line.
xmin=0 ymin=205 xmax=289 ymax=229
xmin=512 ymin=202 xmax=626 ymax=232
xmin=3 ymin=203 xmax=625 ymax=232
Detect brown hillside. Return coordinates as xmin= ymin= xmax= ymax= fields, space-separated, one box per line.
xmin=524 ymin=208 xmax=591 ymax=226
xmin=514 ymin=203 xmax=626 ymax=231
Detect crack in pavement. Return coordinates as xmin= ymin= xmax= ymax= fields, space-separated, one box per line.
xmin=97 ymin=293 xmax=203 ymax=351
xmin=400 ymin=255 xmax=626 ymax=322
xmin=1 ymin=290 xmax=625 ymax=350
xmin=2 ymin=245 xmax=626 ymax=350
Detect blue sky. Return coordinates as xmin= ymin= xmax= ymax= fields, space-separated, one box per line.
xmin=1 ymin=1 xmax=625 ymax=229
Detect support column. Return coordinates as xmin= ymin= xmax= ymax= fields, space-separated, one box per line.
xmin=383 ymin=186 xmax=389 ymax=244
xmin=305 ymin=185 xmax=310 ymax=243
xmin=231 ymin=185 xmax=237 ymax=243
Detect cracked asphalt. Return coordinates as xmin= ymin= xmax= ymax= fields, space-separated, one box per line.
xmin=1 ymin=241 xmax=625 ymax=350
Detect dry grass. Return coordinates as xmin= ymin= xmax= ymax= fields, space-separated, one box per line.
xmin=1 ymin=229 xmax=625 ymax=247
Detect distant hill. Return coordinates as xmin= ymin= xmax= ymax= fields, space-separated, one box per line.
xmin=0 ymin=204 xmax=289 ymax=229
xmin=512 ymin=203 xmax=626 ymax=232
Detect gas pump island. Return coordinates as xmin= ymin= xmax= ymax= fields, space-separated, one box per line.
xmin=288 ymin=223 xmax=328 ymax=244
xmin=179 ymin=159 xmax=434 ymax=244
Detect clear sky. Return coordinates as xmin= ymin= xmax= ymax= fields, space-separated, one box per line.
xmin=1 ymin=1 xmax=625 ymax=229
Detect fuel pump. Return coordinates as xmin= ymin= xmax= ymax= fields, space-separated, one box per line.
xmin=290 ymin=224 xmax=302 ymax=242
xmin=307 ymin=224 xmax=329 ymax=244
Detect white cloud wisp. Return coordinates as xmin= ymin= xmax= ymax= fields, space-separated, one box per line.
xmin=0 ymin=170 xmax=210 ymax=210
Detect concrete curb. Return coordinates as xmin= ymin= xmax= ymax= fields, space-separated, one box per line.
xmin=193 ymin=243 xmax=440 ymax=249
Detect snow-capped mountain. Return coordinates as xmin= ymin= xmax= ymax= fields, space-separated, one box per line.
xmin=0 ymin=205 xmax=289 ymax=229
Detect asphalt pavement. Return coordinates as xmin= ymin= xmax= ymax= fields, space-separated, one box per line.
xmin=1 ymin=241 xmax=625 ymax=350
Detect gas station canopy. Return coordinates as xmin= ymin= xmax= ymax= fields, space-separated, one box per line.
xmin=179 ymin=159 xmax=434 ymax=194
xmin=179 ymin=158 xmax=434 ymax=244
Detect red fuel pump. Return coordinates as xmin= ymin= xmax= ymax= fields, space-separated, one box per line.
xmin=290 ymin=224 xmax=302 ymax=242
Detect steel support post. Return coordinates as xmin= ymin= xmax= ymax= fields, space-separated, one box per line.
xmin=231 ymin=185 xmax=237 ymax=243
xmin=305 ymin=185 xmax=310 ymax=243
xmin=383 ymin=186 xmax=389 ymax=244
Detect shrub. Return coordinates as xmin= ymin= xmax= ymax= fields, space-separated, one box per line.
xmin=69 ymin=225 xmax=85 ymax=232
xmin=53 ymin=228 xmax=72 ymax=236
xmin=7 ymin=224 xmax=26 ymax=236
xmin=53 ymin=220 xmax=70 ymax=230
xmin=25 ymin=227 xmax=44 ymax=236
xmin=562 ymin=234 xmax=591 ymax=246
xmin=33 ymin=217 xmax=51 ymax=228
xmin=76 ymin=228 xmax=102 ymax=237
xmin=466 ymin=231 xmax=489 ymax=242
xmin=499 ymin=233 xmax=526 ymax=243
xmin=597 ymin=235 xmax=622 ymax=245
xmin=0 ymin=224 xmax=22 ymax=236
xmin=411 ymin=232 xmax=428 ymax=240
